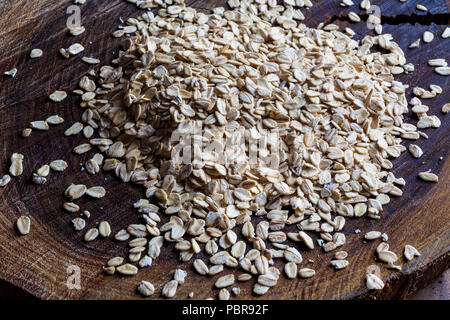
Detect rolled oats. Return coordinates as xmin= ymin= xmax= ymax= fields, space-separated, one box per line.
xmin=298 ymin=268 xmax=316 ymax=278
xmin=0 ymin=174 xmax=11 ymax=187
xmin=137 ymin=281 xmax=155 ymax=297
xmin=404 ymin=245 xmax=421 ymax=261
xmin=418 ymin=171 xmax=438 ymax=182
xmin=16 ymin=216 xmax=31 ymax=235
xmin=49 ymin=90 xmax=67 ymax=102
xmin=366 ymin=273 xmax=384 ymax=290
xmin=84 ymin=228 xmax=99 ymax=242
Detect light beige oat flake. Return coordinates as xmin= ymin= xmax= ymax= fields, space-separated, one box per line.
xmin=209 ymin=265 xmax=224 ymax=276
xmin=215 ymin=274 xmax=235 ymax=288
xmin=22 ymin=128 xmax=32 ymax=137
xmin=232 ymin=287 xmax=240 ymax=296
xmin=408 ymin=144 xmax=423 ymax=158
xmin=72 ymin=217 xmax=86 ymax=231
xmin=417 ymin=115 xmax=441 ymax=129
xmin=116 ymin=263 xmax=138 ymax=275
xmin=64 ymin=202 xmax=80 ymax=213
xmin=67 ymin=43 xmax=85 ymax=55
xmin=174 ymin=269 xmax=187 ymax=284
xmin=253 ymin=283 xmax=270 ymax=295
xmin=86 ymin=186 xmax=106 ymax=198
xmin=366 ymin=265 xmax=381 ymax=277
xmin=73 ymin=143 xmax=92 ymax=154
xmin=435 ymin=67 xmax=450 ymax=75
xmin=423 ymin=31 xmax=434 ymax=43
xmin=284 ymin=262 xmax=297 ymax=279
xmin=378 ymin=250 xmax=398 ymax=264
xmin=442 ymin=27 xmax=450 ymax=38
xmin=162 ymin=280 xmax=178 ymax=298
xmin=237 ymin=273 xmax=252 ymax=282
xmin=376 ymin=242 xmax=390 ymax=253
xmin=46 ymin=115 xmax=64 ymax=125
xmin=0 ymin=174 xmax=11 ymax=187
xmin=360 ymin=0 xmax=370 ymax=10
xmin=298 ymin=268 xmax=315 ymax=278
xmin=341 ymin=0 xmax=354 ymax=6
xmin=364 ymin=231 xmax=382 ymax=240
xmin=81 ymin=56 xmax=100 ymax=64
xmin=59 ymin=48 xmax=70 ymax=58
xmin=218 ymin=288 xmax=230 ymax=300
xmin=330 ymin=259 xmax=349 ymax=270
xmin=335 ymin=251 xmax=348 ymax=260
xmin=69 ymin=26 xmax=86 ymax=36
xmin=366 ymin=273 xmax=384 ymax=290
xmin=298 ymin=231 xmax=314 ymax=249
xmin=416 ymin=4 xmax=427 ymax=11
xmin=37 ymin=164 xmax=50 ymax=177
xmin=16 ymin=216 xmax=31 ymax=235
xmin=99 ymin=221 xmax=111 ymax=237
xmin=374 ymin=24 xmax=383 ymax=35
xmin=428 ymin=59 xmax=447 ymax=67
xmin=83 ymin=126 xmax=94 ymax=138
xmin=4 ymin=68 xmax=17 ymax=77
xmin=9 ymin=153 xmax=24 ymax=177
xmin=49 ymin=90 xmax=67 ymax=102
xmin=348 ymin=12 xmax=361 ymax=22
xmin=84 ymin=228 xmax=99 ymax=241
xmin=107 ymin=257 xmax=124 ymax=267
xmin=32 ymin=173 xmax=46 ymax=185
xmin=50 ymin=160 xmax=68 ymax=172
xmin=85 ymin=159 xmax=100 ymax=175
xmin=65 ymin=184 xmax=87 ymax=200
xmin=138 ymin=281 xmax=155 ymax=297
xmin=65 ymin=122 xmax=83 ymax=136
xmin=103 ymin=266 xmax=115 ymax=275
xmin=409 ymin=39 xmax=420 ymax=49
xmin=30 ymin=121 xmax=49 ymax=131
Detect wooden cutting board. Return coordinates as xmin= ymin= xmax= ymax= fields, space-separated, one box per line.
xmin=0 ymin=0 xmax=448 ymax=300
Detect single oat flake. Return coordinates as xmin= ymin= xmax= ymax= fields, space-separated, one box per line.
xmin=3 ymin=68 xmax=17 ymax=77
xmin=137 ymin=281 xmax=155 ymax=297
xmin=404 ymin=245 xmax=421 ymax=261
xmin=418 ymin=171 xmax=439 ymax=182
xmin=423 ymin=31 xmax=434 ymax=43
xmin=30 ymin=49 xmax=43 ymax=58
xmin=366 ymin=273 xmax=384 ymax=290
xmin=0 ymin=174 xmax=11 ymax=187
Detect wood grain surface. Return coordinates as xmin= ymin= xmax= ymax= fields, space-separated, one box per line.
xmin=0 ymin=0 xmax=449 ymax=300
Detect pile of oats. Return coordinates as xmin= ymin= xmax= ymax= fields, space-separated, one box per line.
xmin=2 ymin=0 xmax=443 ymax=299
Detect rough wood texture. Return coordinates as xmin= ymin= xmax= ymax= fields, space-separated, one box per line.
xmin=0 ymin=0 xmax=449 ymax=300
